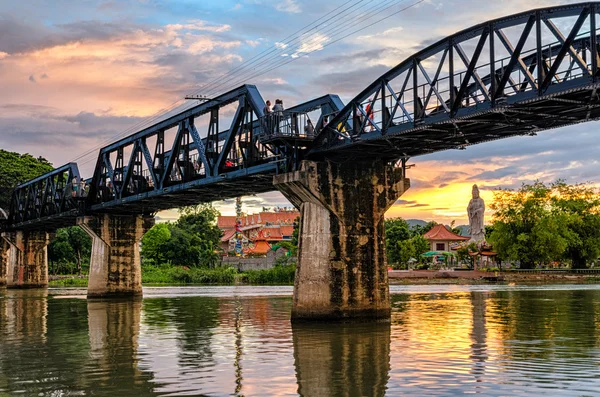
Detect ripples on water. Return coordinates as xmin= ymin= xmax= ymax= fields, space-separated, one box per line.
xmin=1 ymin=285 xmax=600 ymax=396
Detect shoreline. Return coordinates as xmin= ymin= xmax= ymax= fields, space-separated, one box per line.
xmin=43 ymin=270 xmax=600 ymax=287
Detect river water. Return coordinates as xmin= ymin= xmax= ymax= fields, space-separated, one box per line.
xmin=2 ymin=284 xmax=600 ymax=396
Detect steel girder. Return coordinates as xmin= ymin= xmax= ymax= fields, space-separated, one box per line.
xmin=7 ymin=163 xmax=81 ymax=230
xmin=308 ymin=2 xmax=600 ymax=160
xmin=87 ymin=84 xmax=282 ymax=214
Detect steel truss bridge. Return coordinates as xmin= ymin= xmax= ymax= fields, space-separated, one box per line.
xmin=3 ymin=2 xmax=600 ymax=231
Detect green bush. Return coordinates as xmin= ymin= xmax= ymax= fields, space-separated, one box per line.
xmin=414 ymin=263 xmax=430 ymax=270
xmin=48 ymin=277 xmax=89 ymax=287
xmin=240 ymin=265 xmax=296 ymax=284
xmin=142 ymin=265 xmax=237 ymax=284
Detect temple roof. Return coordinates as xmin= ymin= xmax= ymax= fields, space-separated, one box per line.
xmin=423 ymin=224 xmax=470 ymax=241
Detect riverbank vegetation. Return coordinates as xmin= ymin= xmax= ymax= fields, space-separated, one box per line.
xmin=488 ymin=181 xmax=600 ymax=269
xmin=49 ymin=263 xmax=297 ymax=287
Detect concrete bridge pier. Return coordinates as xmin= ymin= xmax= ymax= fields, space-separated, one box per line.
xmin=78 ymin=214 xmax=155 ymax=298
xmin=0 ymin=237 xmax=8 ymax=286
xmin=0 ymin=231 xmax=51 ymax=289
xmin=275 ymin=160 xmax=409 ymax=321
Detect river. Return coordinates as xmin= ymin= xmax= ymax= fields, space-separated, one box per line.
xmin=1 ymin=284 xmax=600 ymax=396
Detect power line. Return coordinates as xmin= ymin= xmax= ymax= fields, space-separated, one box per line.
xmin=71 ymin=0 xmax=428 ymax=167
xmin=193 ymin=0 xmax=398 ymax=98
xmin=202 ymin=0 xmax=417 ymax=99
xmin=69 ymin=0 xmax=366 ymax=164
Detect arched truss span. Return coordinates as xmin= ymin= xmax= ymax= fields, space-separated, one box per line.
xmin=309 ymin=2 xmax=600 ymax=160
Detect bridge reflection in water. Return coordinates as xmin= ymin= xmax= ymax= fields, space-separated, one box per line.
xmin=1 ymin=287 xmax=600 ymax=395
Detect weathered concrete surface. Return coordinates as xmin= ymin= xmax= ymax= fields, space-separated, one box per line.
xmin=293 ymin=322 xmax=390 ymax=395
xmin=274 ymin=160 xmax=409 ymax=321
xmin=0 ymin=237 xmax=8 ymax=286
xmin=1 ymin=231 xmax=51 ymax=289
xmin=78 ymin=215 xmax=154 ymax=298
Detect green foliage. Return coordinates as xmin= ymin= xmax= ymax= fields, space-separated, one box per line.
xmin=142 ymin=265 xmax=237 ymax=284
xmin=385 ymin=218 xmax=432 ymax=268
xmin=0 ymin=150 xmax=53 ymax=209
xmin=489 ymin=181 xmax=600 ymax=269
xmin=240 ymin=264 xmax=296 ymax=284
xmin=48 ymin=227 xmax=92 ymax=275
xmin=48 ymin=277 xmax=89 ymax=287
xmin=456 ymin=242 xmax=478 ymax=269
xmin=141 ymin=204 xmax=222 ymax=268
xmin=385 ymin=218 xmax=411 ymax=265
xmin=141 ymin=223 xmax=171 ymax=264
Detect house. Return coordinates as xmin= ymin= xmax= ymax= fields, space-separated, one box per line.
xmin=423 ymin=224 xmax=469 ymax=252
xmin=218 ymin=210 xmax=299 ymax=255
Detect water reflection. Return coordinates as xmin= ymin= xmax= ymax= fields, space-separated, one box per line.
xmin=2 ymin=286 xmax=600 ymax=396
xmin=293 ymin=322 xmax=390 ymax=397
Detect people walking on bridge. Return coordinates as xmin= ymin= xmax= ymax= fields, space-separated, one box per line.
xmin=263 ymin=100 xmax=272 ymax=115
xmin=365 ymin=99 xmax=374 ymax=131
xmin=71 ymin=177 xmax=79 ymax=198
xmin=79 ymin=179 xmax=86 ymax=198
xmin=305 ymin=119 xmax=315 ymax=137
xmin=272 ymin=99 xmax=284 ymax=134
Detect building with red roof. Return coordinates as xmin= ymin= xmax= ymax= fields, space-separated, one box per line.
xmin=218 ymin=210 xmax=299 ymax=255
xmin=423 ymin=224 xmax=469 ymax=252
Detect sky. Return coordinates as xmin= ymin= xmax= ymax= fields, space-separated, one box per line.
xmin=0 ymin=0 xmax=596 ymax=225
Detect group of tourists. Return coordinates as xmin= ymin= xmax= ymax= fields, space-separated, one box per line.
xmin=71 ymin=177 xmax=88 ymax=198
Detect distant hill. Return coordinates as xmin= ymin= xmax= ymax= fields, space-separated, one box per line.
xmin=455 ymin=225 xmax=470 ymax=236
xmin=406 ymin=219 xmax=427 ymax=228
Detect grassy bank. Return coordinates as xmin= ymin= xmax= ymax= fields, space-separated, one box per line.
xmin=48 ymin=264 xmax=297 ymax=287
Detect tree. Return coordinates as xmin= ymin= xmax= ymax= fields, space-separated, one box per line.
xmin=0 ymin=150 xmax=53 ymax=209
xmin=141 ymin=223 xmax=171 ymax=265
xmin=487 ymin=181 xmax=600 ymax=269
xmin=395 ymin=239 xmax=416 ymax=269
xmin=551 ymin=182 xmax=600 ymax=269
xmin=47 ymin=227 xmax=91 ymax=275
xmin=67 ymin=227 xmax=92 ymax=275
xmin=156 ymin=204 xmax=223 ymax=267
xmin=385 ymin=218 xmax=411 ymax=265
xmin=411 ymin=234 xmax=429 ymax=255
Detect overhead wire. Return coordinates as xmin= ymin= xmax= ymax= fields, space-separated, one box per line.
xmin=71 ymin=0 xmax=427 ymax=167
xmin=68 ymin=0 xmax=367 ymax=164
xmin=199 ymin=0 xmax=412 ymax=99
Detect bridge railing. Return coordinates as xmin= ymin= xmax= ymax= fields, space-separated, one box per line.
xmin=310 ymin=2 xmax=600 ymax=157
xmin=257 ymin=94 xmax=345 ymax=144
xmin=8 ymin=163 xmax=82 ymax=228
xmin=346 ymin=29 xmax=600 ymax=138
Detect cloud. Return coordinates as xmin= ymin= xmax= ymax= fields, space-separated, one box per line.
xmin=275 ymin=0 xmax=301 ymax=13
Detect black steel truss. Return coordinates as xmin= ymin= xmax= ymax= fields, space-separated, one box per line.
xmin=6 ymin=3 xmax=600 ymax=230
xmin=309 ymin=2 xmax=600 ymax=160
xmin=8 ymin=163 xmax=81 ymax=229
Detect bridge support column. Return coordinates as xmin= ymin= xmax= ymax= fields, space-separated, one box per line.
xmin=274 ymin=160 xmax=409 ymax=321
xmin=1 ymin=231 xmax=50 ymax=289
xmin=77 ymin=215 xmax=154 ymax=298
xmin=0 ymin=237 xmax=9 ymax=286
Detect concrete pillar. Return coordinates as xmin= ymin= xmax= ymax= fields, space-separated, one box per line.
xmin=1 ymin=231 xmax=50 ymax=289
xmin=78 ymin=214 xmax=154 ymax=298
xmin=274 ymin=160 xmax=409 ymax=321
xmin=0 ymin=237 xmax=8 ymax=286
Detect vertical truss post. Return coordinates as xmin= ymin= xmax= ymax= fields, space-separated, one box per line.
xmin=449 ymin=39 xmax=455 ymax=116
xmin=536 ymin=11 xmax=544 ymax=95
xmin=413 ymin=58 xmax=419 ymax=124
xmin=592 ymin=3 xmax=598 ymax=81
xmin=381 ymin=80 xmax=388 ymax=134
xmin=489 ymin=22 xmax=496 ymax=106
